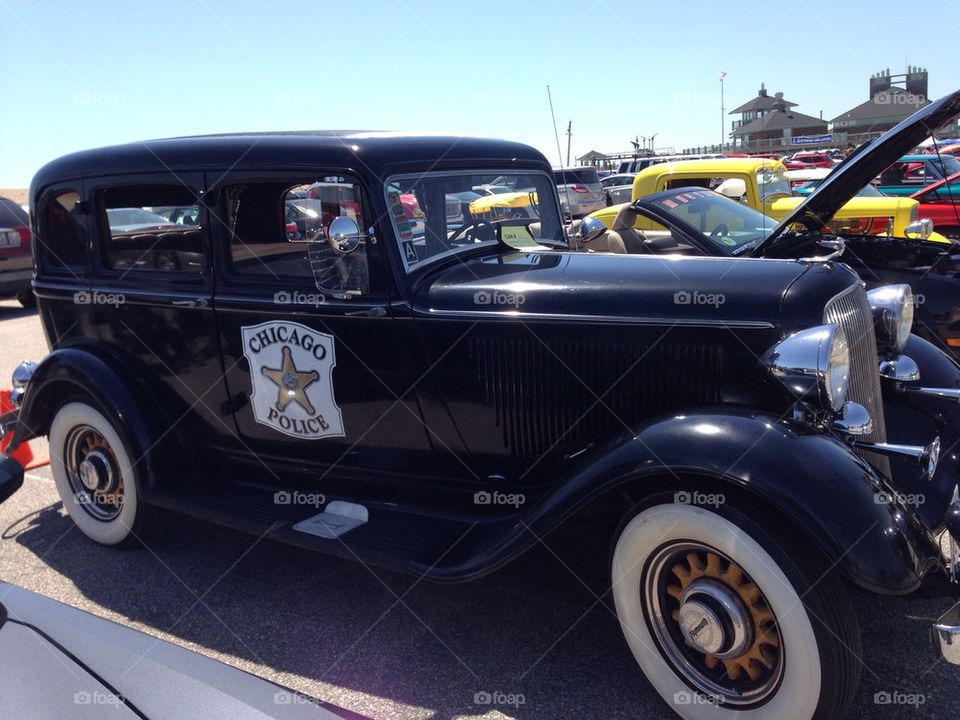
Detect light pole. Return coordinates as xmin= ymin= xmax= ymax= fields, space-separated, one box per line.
xmin=719 ymin=71 xmax=727 ymax=151
xmin=649 ymin=133 xmax=658 ymax=154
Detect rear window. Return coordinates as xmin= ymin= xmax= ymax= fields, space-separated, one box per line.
xmin=553 ymin=169 xmax=600 ymax=186
xmin=40 ymin=191 xmax=86 ymax=270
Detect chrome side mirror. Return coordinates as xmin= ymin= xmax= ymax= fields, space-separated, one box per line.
xmin=575 ymin=216 xmax=607 ymax=244
xmin=327 ymin=216 xmax=362 ymax=254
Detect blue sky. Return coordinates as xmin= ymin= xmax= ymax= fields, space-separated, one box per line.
xmin=1 ymin=0 xmax=956 ymax=187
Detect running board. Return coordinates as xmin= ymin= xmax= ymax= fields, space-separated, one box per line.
xmin=145 ymin=481 xmax=516 ymax=575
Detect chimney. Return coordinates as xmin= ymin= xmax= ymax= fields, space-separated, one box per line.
xmin=759 ymin=83 xmax=767 ymax=97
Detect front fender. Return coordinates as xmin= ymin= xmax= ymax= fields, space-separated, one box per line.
xmin=11 ymin=346 xmax=178 ymax=493
xmin=416 ymin=411 xmax=936 ymax=593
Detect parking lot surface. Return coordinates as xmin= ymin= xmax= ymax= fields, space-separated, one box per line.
xmin=1 ymin=299 xmax=958 ymax=719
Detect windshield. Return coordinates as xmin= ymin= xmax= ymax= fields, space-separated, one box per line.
xmin=935 ymin=155 xmax=960 ymax=176
xmin=386 ymin=170 xmax=565 ymax=272
xmin=647 ymin=188 xmax=777 ymax=251
xmin=756 ymin=169 xmax=791 ymax=199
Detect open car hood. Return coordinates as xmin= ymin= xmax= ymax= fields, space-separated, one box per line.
xmin=754 ymin=88 xmax=960 ymax=255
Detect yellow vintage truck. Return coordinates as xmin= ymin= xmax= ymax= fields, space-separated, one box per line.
xmin=589 ymin=157 xmax=949 ymax=242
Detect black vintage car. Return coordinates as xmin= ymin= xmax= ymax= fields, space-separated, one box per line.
xmin=2 ymin=128 xmax=960 ymax=720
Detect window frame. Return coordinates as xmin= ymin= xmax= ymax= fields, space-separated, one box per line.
xmin=91 ymin=175 xmax=209 ymax=281
xmin=384 ymin=168 xmax=565 ymax=275
xmin=214 ymin=171 xmax=388 ymax=301
xmin=35 ymin=184 xmax=90 ymax=278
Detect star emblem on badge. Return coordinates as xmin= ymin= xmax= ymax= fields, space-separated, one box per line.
xmin=261 ymin=346 xmax=320 ymax=415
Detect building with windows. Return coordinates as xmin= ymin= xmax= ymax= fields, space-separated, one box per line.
xmin=728 ymin=86 xmax=827 ymax=152
xmin=831 ymin=68 xmax=931 ymax=144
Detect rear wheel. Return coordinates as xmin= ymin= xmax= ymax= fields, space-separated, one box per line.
xmin=50 ymin=401 xmax=145 ymax=546
xmin=611 ymin=501 xmax=861 ymax=719
xmin=16 ymin=290 xmax=35 ymax=308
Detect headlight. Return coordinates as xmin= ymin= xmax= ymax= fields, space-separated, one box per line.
xmin=867 ymin=284 xmax=914 ymax=354
xmin=763 ymin=324 xmax=850 ymax=412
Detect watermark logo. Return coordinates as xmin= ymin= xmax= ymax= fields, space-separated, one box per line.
xmin=473 ymin=690 xmax=526 ymax=708
xmin=74 ymin=290 xmax=125 ymax=307
xmin=674 ymin=290 xmax=725 ymax=307
xmin=674 ymin=490 xmax=725 ymax=508
xmin=673 ymin=690 xmax=721 ymax=706
xmin=274 ymin=290 xmax=327 ymax=307
xmin=474 ymin=290 xmax=525 ymax=308
xmin=875 ymin=490 xmax=925 ymax=507
xmin=75 ymin=491 xmax=122 ymax=507
xmin=274 ymin=690 xmax=319 ymax=706
xmin=874 ymin=690 xmax=926 ymax=706
xmin=672 ymin=91 xmax=722 ymax=109
xmin=274 ymin=490 xmax=325 ymax=508
xmin=73 ymin=90 xmax=125 ymax=107
xmin=74 ymin=690 xmax=124 ymax=707
xmin=273 ymin=90 xmax=324 ymax=108
xmin=473 ymin=90 xmax=525 ymax=107
xmin=474 ymin=490 xmax=525 ymax=508
xmin=876 ymin=92 xmax=926 ymax=106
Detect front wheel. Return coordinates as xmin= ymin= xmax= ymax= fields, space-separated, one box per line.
xmin=50 ymin=401 xmax=145 ymax=546
xmin=611 ymin=502 xmax=861 ymax=719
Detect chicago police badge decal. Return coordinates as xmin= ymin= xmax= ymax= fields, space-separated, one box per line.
xmin=242 ymin=321 xmax=345 ymax=439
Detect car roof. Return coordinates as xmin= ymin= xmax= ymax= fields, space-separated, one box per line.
xmin=31 ymin=132 xmax=549 ymax=193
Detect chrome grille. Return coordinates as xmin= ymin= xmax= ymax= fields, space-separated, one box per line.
xmin=823 ymin=285 xmax=890 ymax=477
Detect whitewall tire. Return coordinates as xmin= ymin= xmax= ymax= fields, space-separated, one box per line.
xmin=611 ymin=501 xmax=860 ymax=719
xmin=50 ymin=401 xmax=142 ymax=546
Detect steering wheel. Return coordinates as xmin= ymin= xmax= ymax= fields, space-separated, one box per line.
xmin=710 ymin=223 xmax=730 ymax=240
xmin=448 ymin=220 xmax=496 ymax=245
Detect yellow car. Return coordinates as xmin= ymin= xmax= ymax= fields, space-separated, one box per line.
xmin=469 ymin=191 xmax=539 ymax=220
xmin=590 ymin=157 xmax=949 ymax=243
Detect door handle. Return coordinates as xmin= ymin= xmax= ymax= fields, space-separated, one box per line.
xmin=172 ymin=297 xmax=209 ymax=309
xmin=345 ymin=306 xmax=387 ymax=317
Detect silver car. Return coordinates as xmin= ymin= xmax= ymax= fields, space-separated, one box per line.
xmin=553 ymin=167 xmax=604 ymax=217
xmin=599 ymin=173 xmax=636 ymax=206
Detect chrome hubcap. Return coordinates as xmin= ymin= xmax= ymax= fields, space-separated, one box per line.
xmin=64 ymin=425 xmax=124 ymax=522
xmin=678 ymin=579 xmax=753 ymax=659
xmin=644 ymin=542 xmax=784 ymax=707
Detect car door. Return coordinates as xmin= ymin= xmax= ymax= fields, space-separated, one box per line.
xmin=210 ymin=171 xmax=436 ymax=487
xmin=87 ymin=173 xmax=229 ymax=446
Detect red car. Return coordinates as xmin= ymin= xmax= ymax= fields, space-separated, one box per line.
xmin=0 ymin=197 xmax=33 ymax=307
xmin=786 ymin=152 xmax=833 ymax=169
xmin=912 ymin=170 xmax=960 ymax=239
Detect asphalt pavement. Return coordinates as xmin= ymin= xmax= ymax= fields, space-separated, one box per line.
xmin=0 ymin=299 xmax=957 ymax=719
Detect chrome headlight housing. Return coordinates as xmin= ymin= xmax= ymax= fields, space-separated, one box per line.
xmin=763 ymin=324 xmax=850 ymax=412
xmin=867 ymin=284 xmax=914 ymax=354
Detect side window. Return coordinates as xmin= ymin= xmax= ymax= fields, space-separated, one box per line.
xmin=40 ymin=191 xmax=86 ymax=271
xmin=227 ymin=179 xmax=370 ymax=298
xmin=98 ymin=185 xmax=203 ymax=273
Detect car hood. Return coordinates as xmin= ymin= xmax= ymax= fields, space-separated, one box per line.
xmin=415 ymin=249 xmax=816 ymax=329
xmin=755 ymin=88 xmax=960 ymax=255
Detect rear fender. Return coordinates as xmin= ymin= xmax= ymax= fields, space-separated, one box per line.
xmin=11 ymin=346 xmax=180 ymax=494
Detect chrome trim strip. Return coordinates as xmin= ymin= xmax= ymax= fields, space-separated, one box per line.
xmin=902 ymin=386 xmax=960 ymax=402
xmin=421 ymin=308 xmax=775 ymax=328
